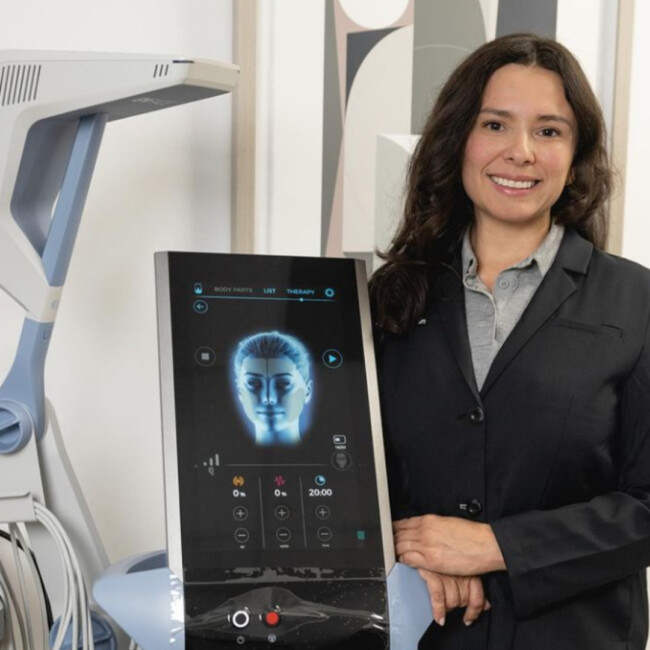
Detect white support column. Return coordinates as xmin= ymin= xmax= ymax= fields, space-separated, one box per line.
xmin=256 ymin=1 xmax=326 ymax=256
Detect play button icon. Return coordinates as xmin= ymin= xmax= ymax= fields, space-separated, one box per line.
xmin=322 ymin=349 xmax=343 ymax=369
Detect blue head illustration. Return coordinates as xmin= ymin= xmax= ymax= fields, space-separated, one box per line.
xmin=233 ymin=331 xmax=313 ymax=445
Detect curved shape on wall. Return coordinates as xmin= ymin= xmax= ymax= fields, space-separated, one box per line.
xmin=412 ymin=0 xmax=486 ymax=133
xmin=346 ymin=28 xmax=397 ymax=103
xmin=321 ymin=0 xmax=344 ymax=252
xmin=342 ymin=25 xmax=413 ymax=255
xmin=339 ymin=0 xmax=410 ymax=29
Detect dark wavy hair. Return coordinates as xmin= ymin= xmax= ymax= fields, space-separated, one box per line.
xmin=369 ymin=33 xmax=612 ymax=336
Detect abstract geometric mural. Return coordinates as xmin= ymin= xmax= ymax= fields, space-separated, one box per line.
xmin=496 ymin=0 xmax=557 ymax=38
xmin=321 ymin=0 xmax=413 ymax=258
xmin=321 ymin=0 xmax=558 ymax=264
xmin=321 ymin=0 xmax=487 ymax=259
xmin=411 ymin=0 xmax=486 ymax=133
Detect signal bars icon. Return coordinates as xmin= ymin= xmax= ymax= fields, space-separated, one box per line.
xmin=202 ymin=453 xmax=220 ymax=476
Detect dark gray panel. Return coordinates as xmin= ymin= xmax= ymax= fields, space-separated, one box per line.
xmin=321 ymin=0 xmax=343 ymax=254
xmin=346 ymin=28 xmax=397 ymax=103
xmin=414 ymin=0 xmax=486 ymax=50
xmin=412 ymin=0 xmax=486 ymax=133
xmin=412 ymin=45 xmax=475 ymax=134
xmin=496 ymin=0 xmax=557 ymax=38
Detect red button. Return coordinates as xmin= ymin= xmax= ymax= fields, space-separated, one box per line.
xmin=265 ymin=611 xmax=281 ymax=627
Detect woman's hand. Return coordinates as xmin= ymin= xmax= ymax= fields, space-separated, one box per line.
xmin=394 ymin=515 xmax=506 ymax=576
xmin=417 ymin=569 xmax=491 ymax=627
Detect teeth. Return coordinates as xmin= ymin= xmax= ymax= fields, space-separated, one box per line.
xmin=490 ymin=176 xmax=537 ymax=189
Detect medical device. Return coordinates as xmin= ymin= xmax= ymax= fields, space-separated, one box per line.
xmin=0 ymin=50 xmax=238 ymax=649
xmin=163 ymin=253 xmax=391 ymax=649
xmin=94 ymin=253 xmax=433 ymax=649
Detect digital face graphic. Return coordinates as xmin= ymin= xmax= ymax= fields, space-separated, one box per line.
xmin=234 ymin=332 xmax=313 ymax=445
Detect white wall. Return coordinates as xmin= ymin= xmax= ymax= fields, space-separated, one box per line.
xmin=556 ymin=0 xmax=619 ymax=140
xmin=559 ymin=0 xmax=650 ymax=271
xmin=621 ymin=0 xmax=650 ymax=266
xmin=255 ymin=0 xmax=325 ymax=255
xmin=0 ymin=0 xmax=233 ymax=563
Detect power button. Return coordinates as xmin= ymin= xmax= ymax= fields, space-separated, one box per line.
xmin=231 ymin=609 xmax=250 ymax=629
xmin=264 ymin=611 xmax=281 ymax=627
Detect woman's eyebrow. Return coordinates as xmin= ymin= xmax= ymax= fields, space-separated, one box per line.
xmin=537 ymin=113 xmax=573 ymax=127
xmin=480 ymin=107 xmax=573 ymax=127
xmin=479 ymin=107 xmax=511 ymax=118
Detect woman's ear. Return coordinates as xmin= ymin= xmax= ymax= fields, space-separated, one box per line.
xmin=566 ymin=168 xmax=575 ymax=186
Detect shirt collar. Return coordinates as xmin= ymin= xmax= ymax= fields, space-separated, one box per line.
xmin=462 ymin=222 xmax=565 ymax=279
xmin=462 ymin=230 xmax=478 ymax=278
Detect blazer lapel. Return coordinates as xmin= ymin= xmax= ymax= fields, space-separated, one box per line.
xmin=480 ymin=229 xmax=593 ymax=397
xmin=432 ymin=260 xmax=482 ymax=402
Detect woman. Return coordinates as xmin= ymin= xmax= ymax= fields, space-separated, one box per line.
xmin=371 ymin=34 xmax=650 ymax=649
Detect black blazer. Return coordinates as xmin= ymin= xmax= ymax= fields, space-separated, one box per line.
xmin=377 ymin=229 xmax=650 ymax=649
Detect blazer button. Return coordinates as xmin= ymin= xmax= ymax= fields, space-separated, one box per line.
xmin=469 ymin=407 xmax=484 ymax=424
xmin=459 ymin=499 xmax=483 ymax=517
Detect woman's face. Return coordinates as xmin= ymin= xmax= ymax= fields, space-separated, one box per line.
xmin=238 ymin=355 xmax=312 ymax=435
xmin=462 ymin=63 xmax=576 ymax=231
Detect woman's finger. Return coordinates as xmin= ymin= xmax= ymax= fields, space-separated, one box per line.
xmin=418 ymin=570 xmax=447 ymax=626
xmin=398 ymin=550 xmax=427 ymax=569
xmin=395 ymin=536 xmax=421 ymax=556
xmin=393 ymin=528 xmax=421 ymax=544
xmin=444 ymin=575 xmax=462 ymax=611
xmin=462 ymin=577 xmax=486 ymax=626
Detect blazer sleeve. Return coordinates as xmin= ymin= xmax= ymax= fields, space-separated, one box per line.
xmin=378 ymin=368 xmax=417 ymax=521
xmin=490 ymin=315 xmax=650 ymax=619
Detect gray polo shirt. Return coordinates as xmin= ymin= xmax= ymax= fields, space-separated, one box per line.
xmin=462 ymin=223 xmax=565 ymax=389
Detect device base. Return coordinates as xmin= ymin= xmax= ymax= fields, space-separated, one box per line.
xmin=94 ymin=554 xmax=432 ymax=650
xmin=93 ymin=551 xmax=184 ymax=650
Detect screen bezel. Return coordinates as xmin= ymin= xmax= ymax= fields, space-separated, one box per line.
xmin=155 ymin=251 xmax=395 ymax=583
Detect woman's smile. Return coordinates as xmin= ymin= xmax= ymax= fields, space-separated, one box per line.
xmin=488 ymin=174 xmax=540 ymax=191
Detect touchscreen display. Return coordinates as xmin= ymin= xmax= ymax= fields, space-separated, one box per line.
xmin=159 ymin=253 xmax=386 ymax=583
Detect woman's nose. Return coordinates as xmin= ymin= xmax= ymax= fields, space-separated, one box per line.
xmin=505 ymin=130 xmax=535 ymax=165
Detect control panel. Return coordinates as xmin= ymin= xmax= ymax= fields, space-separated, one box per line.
xmin=183 ymin=583 xmax=388 ymax=648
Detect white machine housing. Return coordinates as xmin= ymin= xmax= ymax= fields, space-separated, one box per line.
xmin=0 ymin=50 xmax=238 ymax=323
xmin=0 ymin=50 xmax=238 ymax=649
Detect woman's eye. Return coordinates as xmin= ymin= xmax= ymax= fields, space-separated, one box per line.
xmin=276 ymin=379 xmax=293 ymax=391
xmin=484 ymin=121 xmax=503 ymax=131
xmin=245 ymin=378 xmax=262 ymax=390
xmin=539 ymin=127 xmax=560 ymax=137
